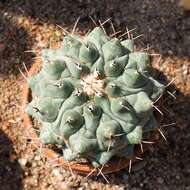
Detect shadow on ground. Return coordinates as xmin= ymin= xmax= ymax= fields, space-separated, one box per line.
xmin=0 ymin=9 xmax=33 ymax=77
xmin=2 ymin=0 xmax=190 ymax=58
xmin=0 ymin=0 xmax=190 ymax=189
xmin=0 ymin=127 xmax=23 ymax=190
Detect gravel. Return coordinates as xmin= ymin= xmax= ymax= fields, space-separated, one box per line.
xmin=0 ymin=0 xmax=190 ymax=189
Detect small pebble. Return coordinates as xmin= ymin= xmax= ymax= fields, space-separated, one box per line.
xmin=157 ymin=177 xmax=164 ymax=184
xmin=18 ymin=158 xmax=27 ymax=166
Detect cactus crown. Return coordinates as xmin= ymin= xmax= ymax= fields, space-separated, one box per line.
xmin=27 ymin=27 xmax=165 ymax=168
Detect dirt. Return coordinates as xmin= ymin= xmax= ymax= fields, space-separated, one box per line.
xmin=0 ymin=0 xmax=190 ymax=189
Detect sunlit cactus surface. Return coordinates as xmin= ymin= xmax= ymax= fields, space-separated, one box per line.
xmin=27 ymin=26 xmax=165 ymax=168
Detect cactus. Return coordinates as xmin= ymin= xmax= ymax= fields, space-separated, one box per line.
xmin=27 ymin=27 xmax=165 ymax=168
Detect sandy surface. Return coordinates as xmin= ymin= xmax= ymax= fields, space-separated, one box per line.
xmin=0 ymin=0 xmax=190 ymax=189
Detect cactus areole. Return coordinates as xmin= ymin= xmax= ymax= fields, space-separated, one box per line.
xmin=26 ymin=27 xmax=165 ymax=169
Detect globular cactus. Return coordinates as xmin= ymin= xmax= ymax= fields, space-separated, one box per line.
xmin=27 ymin=27 xmax=165 ymax=168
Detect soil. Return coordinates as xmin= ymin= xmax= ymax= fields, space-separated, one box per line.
xmin=0 ymin=0 xmax=190 ymax=190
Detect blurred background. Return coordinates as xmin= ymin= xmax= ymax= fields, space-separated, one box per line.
xmin=0 ymin=0 xmax=190 ymax=189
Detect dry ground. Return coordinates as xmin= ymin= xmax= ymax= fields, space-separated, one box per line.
xmin=0 ymin=0 xmax=190 ymax=189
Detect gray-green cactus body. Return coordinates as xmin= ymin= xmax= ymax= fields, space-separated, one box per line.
xmin=27 ymin=27 xmax=165 ymax=168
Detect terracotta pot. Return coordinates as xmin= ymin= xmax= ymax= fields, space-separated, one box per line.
xmin=22 ymin=58 xmax=162 ymax=175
